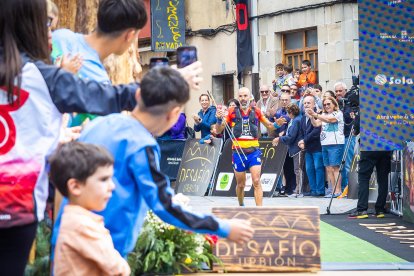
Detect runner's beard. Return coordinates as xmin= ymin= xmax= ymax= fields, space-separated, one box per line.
xmin=240 ymin=100 xmax=250 ymax=109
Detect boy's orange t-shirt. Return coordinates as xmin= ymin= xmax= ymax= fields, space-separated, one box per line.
xmin=298 ymin=71 xmax=317 ymax=87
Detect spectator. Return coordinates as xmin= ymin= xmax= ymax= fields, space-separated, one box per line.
xmin=335 ymin=81 xmax=357 ymax=191
xmin=349 ymin=151 xmax=392 ymax=219
xmin=256 ymin=84 xmax=280 ymax=137
xmin=193 ymin=93 xmax=217 ymax=138
xmin=199 ymin=124 xmax=222 ymax=145
xmin=293 ymin=68 xmax=301 ymax=84
xmin=297 ymin=60 xmax=317 ymax=94
xmin=289 ymin=84 xmax=300 ymax=102
xmin=272 ymin=63 xmax=287 ymax=97
xmin=284 ymin=64 xmax=296 ymax=86
xmin=158 ymin=113 xmax=186 ymax=140
xmin=0 ymin=0 xmax=145 ymax=273
xmin=272 ymin=104 xmax=303 ymax=197
xmin=227 ymin=98 xmax=240 ymax=109
xmin=48 ymin=0 xmax=59 ymax=31
xmin=299 ymin=88 xmax=323 ymax=113
xmin=51 ymin=0 xmax=146 ymax=126
xmin=298 ymin=96 xmax=325 ymax=196
xmin=50 ymin=142 xmax=130 ymax=276
xmin=324 ymin=90 xmax=336 ymax=99
xmin=313 ymin=84 xmax=323 ymax=98
xmin=273 ymin=92 xmax=296 ymax=195
xmin=307 ymin=96 xmax=345 ymax=198
xmin=54 ymin=68 xmax=255 ymax=258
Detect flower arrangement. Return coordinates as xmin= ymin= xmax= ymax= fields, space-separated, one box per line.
xmin=127 ymin=194 xmax=223 ymax=275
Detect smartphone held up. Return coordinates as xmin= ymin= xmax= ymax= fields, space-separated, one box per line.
xmin=176 ymin=46 xmax=197 ymax=68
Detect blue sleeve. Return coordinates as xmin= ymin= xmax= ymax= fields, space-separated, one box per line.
xmin=35 ymin=60 xmax=138 ymax=114
xmin=198 ymin=109 xmax=217 ymax=131
xmin=280 ymin=120 xmax=300 ymax=146
xmin=130 ymin=146 xmax=230 ymax=237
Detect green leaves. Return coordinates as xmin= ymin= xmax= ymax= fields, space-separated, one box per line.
xmin=128 ymin=211 xmax=220 ymax=275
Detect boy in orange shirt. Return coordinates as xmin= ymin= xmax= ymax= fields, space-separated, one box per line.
xmin=297 ymin=59 xmax=317 ymax=95
xmin=49 ymin=142 xmax=130 ymax=276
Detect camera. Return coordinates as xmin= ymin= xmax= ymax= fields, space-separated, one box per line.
xmin=339 ymin=65 xmax=360 ymax=114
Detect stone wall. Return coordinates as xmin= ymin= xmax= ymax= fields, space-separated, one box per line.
xmin=258 ymin=2 xmax=359 ymax=91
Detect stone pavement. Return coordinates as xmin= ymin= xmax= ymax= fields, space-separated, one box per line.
xmin=187 ymin=196 xmax=357 ymax=215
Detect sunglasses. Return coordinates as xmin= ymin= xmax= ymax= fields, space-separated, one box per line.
xmin=281 ymin=89 xmax=290 ymax=92
xmin=260 ymin=90 xmax=269 ymax=94
xmin=323 ymin=103 xmax=332 ymax=107
xmin=47 ymin=17 xmax=53 ymax=27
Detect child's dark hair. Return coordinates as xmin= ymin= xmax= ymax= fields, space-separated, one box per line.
xmin=97 ymin=0 xmax=147 ymax=37
xmin=284 ymin=64 xmax=293 ymax=74
xmin=276 ymin=63 xmax=284 ymax=70
xmin=49 ymin=142 xmax=114 ymax=197
xmin=140 ymin=67 xmax=190 ymax=114
xmin=313 ymin=84 xmax=323 ymax=91
xmin=302 ymin=59 xmax=312 ymax=67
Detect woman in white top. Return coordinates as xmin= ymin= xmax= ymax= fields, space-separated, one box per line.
xmin=307 ymin=96 xmax=345 ymax=197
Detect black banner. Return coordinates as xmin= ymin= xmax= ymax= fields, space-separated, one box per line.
xmin=150 ymin=0 xmax=185 ymax=52
xmin=235 ymin=0 xmax=254 ymax=80
xmin=157 ymin=139 xmax=186 ymax=181
xmin=212 ymin=138 xmax=288 ymax=197
xmin=175 ymin=138 xmax=223 ymax=196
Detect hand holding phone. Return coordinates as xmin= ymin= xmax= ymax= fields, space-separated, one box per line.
xmin=177 ymin=46 xmax=197 ymax=68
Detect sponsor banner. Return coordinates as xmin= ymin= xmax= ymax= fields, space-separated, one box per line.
xmin=175 ymin=138 xmax=223 ymax=196
xmin=215 ymin=173 xmax=235 ymax=191
xmin=150 ymin=0 xmax=185 ymax=52
xmin=359 ymin=0 xmax=414 ymax=150
xmin=212 ymin=138 xmax=288 ymax=197
xmin=157 ymin=139 xmax=186 ymax=181
xmin=212 ymin=207 xmax=321 ymax=272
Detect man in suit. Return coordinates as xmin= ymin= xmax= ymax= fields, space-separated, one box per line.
xmin=298 ymin=95 xmax=325 ymax=196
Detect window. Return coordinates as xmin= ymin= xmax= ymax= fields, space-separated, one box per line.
xmin=212 ymin=73 xmax=235 ymax=105
xmin=282 ymin=29 xmax=318 ymax=78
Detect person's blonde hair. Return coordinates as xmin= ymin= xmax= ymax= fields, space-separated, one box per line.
xmin=46 ymin=0 xmax=58 ymax=16
xmin=322 ymin=96 xmax=339 ymax=112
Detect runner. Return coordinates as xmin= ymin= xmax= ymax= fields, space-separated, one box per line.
xmin=216 ymin=87 xmax=286 ymax=206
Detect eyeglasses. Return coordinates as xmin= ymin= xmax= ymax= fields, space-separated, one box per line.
xmin=47 ymin=17 xmax=53 ymax=27
xmin=323 ymin=103 xmax=332 ymax=107
xmin=260 ymin=90 xmax=269 ymax=94
xmin=290 ymin=88 xmax=298 ymax=91
xmin=281 ymin=89 xmax=290 ymax=92
xmin=335 ymin=90 xmax=343 ymax=92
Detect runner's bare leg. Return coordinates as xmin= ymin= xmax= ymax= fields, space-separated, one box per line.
xmin=234 ymin=170 xmax=246 ymax=206
xmin=250 ymin=165 xmax=263 ymax=206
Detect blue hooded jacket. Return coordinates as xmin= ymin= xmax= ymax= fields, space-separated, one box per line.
xmin=194 ymin=105 xmax=217 ymax=138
